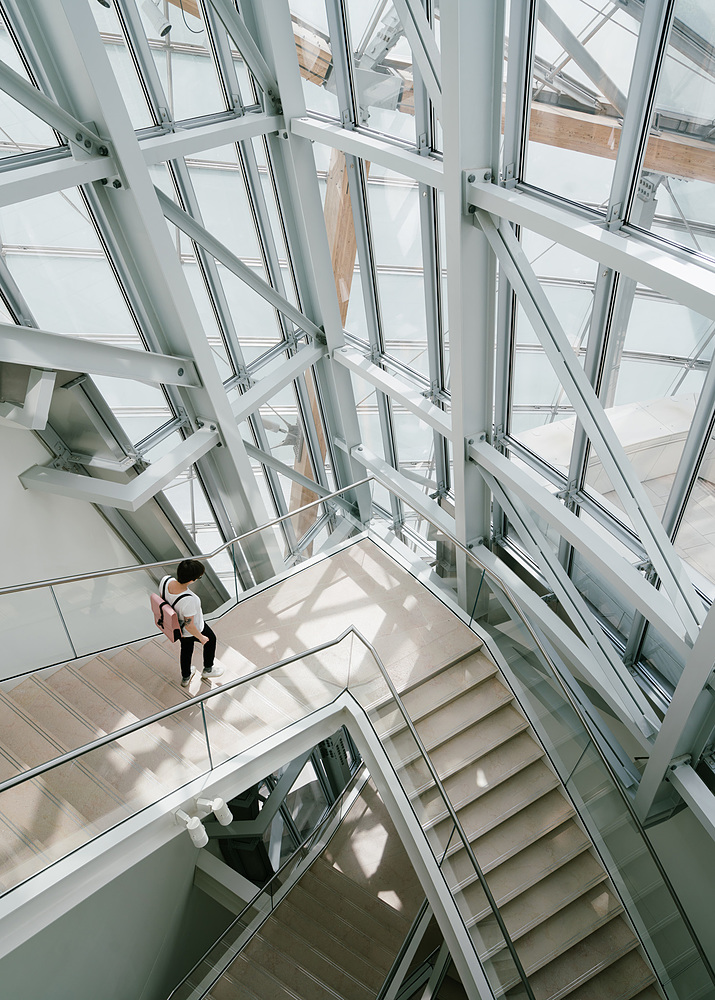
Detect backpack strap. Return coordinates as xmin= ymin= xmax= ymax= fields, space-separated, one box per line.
xmin=161 ymin=576 xmax=191 ymax=612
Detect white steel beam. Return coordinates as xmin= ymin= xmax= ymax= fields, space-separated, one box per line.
xmin=442 ymin=0 xmax=502 ymax=612
xmin=156 ymin=186 xmax=323 ymax=343
xmin=667 ymin=762 xmax=715 ymax=843
xmin=481 ymin=466 xmax=658 ymax=735
xmin=470 ymin=439 xmax=690 ymax=657
xmin=0 ymin=322 xmax=200 ymax=386
xmin=0 ymin=368 xmax=55 ymax=430
xmin=0 ymin=55 xmax=107 ymax=156
xmin=466 ymin=180 xmax=715 ymax=321
xmin=20 ymin=427 xmax=219 ymax=512
xmin=635 ymin=603 xmax=715 ymax=819
xmin=232 ymin=343 xmax=326 ymax=422
xmin=205 ymin=0 xmax=280 ymax=107
xmin=290 ymin=117 xmax=444 ymax=190
xmin=391 ymin=0 xmax=442 ymax=121
xmin=476 ymin=208 xmax=706 ymax=641
xmin=350 ymin=445 xmax=455 ymax=539
xmin=473 ymin=543 xmax=653 ymax=750
xmin=334 ymin=346 xmax=452 ymax=439
xmin=538 ymin=2 xmax=627 ymax=114
xmin=0 ymin=151 xmax=111 ymax=208
xmin=140 ymin=112 xmax=284 ymax=165
xmin=242 ymin=439 xmax=336 ymax=501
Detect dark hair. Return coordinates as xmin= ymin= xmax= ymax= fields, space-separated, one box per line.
xmin=176 ymin=559 xmax=205 ymax=584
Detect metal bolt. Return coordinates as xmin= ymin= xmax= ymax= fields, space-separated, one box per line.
xmin=483 ymin=170 xmax=491 ymax=181
xmin=479 ymin=432 xmax=486 ymax=441
xmin=468 ymin=438 xmax=474 ymax=445
xmin=84 ymin=139 xmax=92 ymax=149
xmin=467 ymin=173 xmax=475 ymax=183
xmin=282 ymin=131 xmax=288 ymax=139
xmin=177 ymin=368 xmax=184 ymax=376
xmin=467 ymin=543 xmax=473 ymax=550
xmin=210 ymin=424 xmax=216 ymax=431
xmin=100 ymin=178 xmax=108 ymax=185
xmin=197 ymin=419 xmax=204 ymax=428
xmin=468 ymin=205 xmax=476 ymax=214
xmin=357 ymin=445 xmax=363 ymax=451
xmin=112 ymin=179 xmax=122 ymax=188
xmin=98 ymin=145 xmax=108 ymax=156
xmin=75 ymin=132 xmax=82 ymax=141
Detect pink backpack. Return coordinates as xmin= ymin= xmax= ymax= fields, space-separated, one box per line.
xmin=151 ymin=578 xmax=190 ymax=642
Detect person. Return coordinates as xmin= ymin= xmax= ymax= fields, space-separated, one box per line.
xmin=160 ymin=559 xmax=224 ymax=688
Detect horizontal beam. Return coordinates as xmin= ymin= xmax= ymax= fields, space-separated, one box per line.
xmin=0 ymin=368 xmax=55 ymax=430
xmin=350 ymin=445 xmax=455 ymax=538
xmin=470 ymin=439 xmax=690 ymax=657
xmin=140 ymin=113 xmax=284 ymax=166
xmin=0 ymin=151 xmax=110 ymax=208
xmin=20 ymin=427 xmax=218 ymax=511
xmin=466 ymin=179 xmax=715 ymax=321
xmin=335 ymin=346 xmax=451 ymax=438
xmin=0 ymin=322 xmax=200 ymax=386
xmin=156 ymin=186 xmax=324 ymax=342
xmin=232 ymin=344 xmax=326 ymax=421
xmin=291 ymin=117 xmax=444 ymax=190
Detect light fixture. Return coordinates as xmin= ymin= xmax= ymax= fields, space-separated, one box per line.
xmin=197 ymin=796 xmax=233 ymax=826
xmin=175 ymin=809 xmax=209 ymax=848
xmin=142 ymin=0 xmax=171 ymax=37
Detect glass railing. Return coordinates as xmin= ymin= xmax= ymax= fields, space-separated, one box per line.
xmin=370 ymin=502 xmax=715 ymax=1000
xmin=169 ymin=766 xmax=371 ymax=1000
xmin=0 ymin=624 xmax=537 ymax=1000
xmin=0 ymin=478 xmax=370 ymax=679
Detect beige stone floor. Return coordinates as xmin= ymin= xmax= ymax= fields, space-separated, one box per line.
xmin=207 ymin=537 xmax=476 ymax=696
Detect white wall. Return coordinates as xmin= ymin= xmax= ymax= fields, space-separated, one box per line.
xmin=1 ymin=427 xmax=156 ymax=676
xmin=0 ymin=834 xmax=231 ymax=1000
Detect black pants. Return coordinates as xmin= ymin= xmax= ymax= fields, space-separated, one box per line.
xmin=179 ymin=623 xmax=216 ymax=679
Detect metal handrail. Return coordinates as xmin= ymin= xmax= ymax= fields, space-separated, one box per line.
xmin=0 ymin=627 xmax=357 ymax=794
xmin=0 ymin=621 xmax=537 ymax=1000
xmin=0 ymin=476 xmax=372 ymax=596
xmin=169 ymin=765 xmax=370 ymax=1000
xmin=350 ymin=629 xmax=537 ymax=1000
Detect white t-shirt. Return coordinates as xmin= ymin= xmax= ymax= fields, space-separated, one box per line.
xmin=160 ymin=576 xmax=204 ymax=633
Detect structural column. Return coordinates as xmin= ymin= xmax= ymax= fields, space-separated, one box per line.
xmin=441 ymin=0 xmax=503 ymax=608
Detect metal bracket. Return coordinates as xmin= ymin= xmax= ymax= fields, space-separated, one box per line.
xmin=607 ymin=202 xmax=623 ymax=232
xmin=464 ymin=167 xmax=491 ymax=215
xmin=368 ymin=343 xmax=381 ymax=365
xmin=668 ymin=754 xmax=692 ymax=773
xmin=634 ymin=559 xmax=655 ymax=576
xmin=555 ymin=481 xmax=580 ymax=508
xmin=466 ymin=536 xmax=485 ymax=551
xmin=417 ymin=132 xmax=429 ymax=155
xmin=503 ymin=162 xmax=516 ymax=188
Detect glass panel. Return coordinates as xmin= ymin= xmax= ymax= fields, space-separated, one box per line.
xmin=90 ymin=1 xmax=154 ymax=128
xmin=343 ymin=0 xmax=417 ymax=143
xmin=0 ymin=705 xmax=211 ymax=895
xmin=139 ymin=1 xmax=226 ymax=121
xmin=0 ymin=190 xmax=143 ymax=347
xmin=525 ymin=1 xmax=641 ymax=209
xmin=288 ymin=1 xmax=340 ymax=118
xmin=631 ymin=0 xmax=715 ymax=260
xmin=0 ymin=589 xmax=75 ymax=677
xmin=91 ymin=375 xmax=172 ymax=446
xmin=53 ymin=568 xmax=159 ymax=657
xmin=0 ymin=15 xmax=60 ymax=157
xmin=673 ymin=471 xmax=715 ymax=600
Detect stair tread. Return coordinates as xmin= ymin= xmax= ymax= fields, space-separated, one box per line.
xmin=238 ymin=931 xmax=349 ymax=1000
xmin=561 ymin=949 xmax=657 ymax=1000
xmin=304 ymin=858 xmax=412 ymax=937
xmin=400 ymin=653 xmax=498 ymax=720
xmin=518 ymin=918 xmax=645 ymax=1000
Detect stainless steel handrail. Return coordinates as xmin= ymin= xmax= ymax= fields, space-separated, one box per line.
xmin=169 ymin=765 xmax=370 ymax=1000
xmin=0 ymin=476 xmax=372 ymax=596
xmin=0 ymin=627 xmax=356 ymax=794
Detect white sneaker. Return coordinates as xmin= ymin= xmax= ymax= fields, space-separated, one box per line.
xmin=202 ymin=664 xmax=224 ymax=680
xmin=180 ymin=668 xmax=195 ymax=688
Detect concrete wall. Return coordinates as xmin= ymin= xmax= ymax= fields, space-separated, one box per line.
xmin=0 ymin=834 xmax=232 ymax=1000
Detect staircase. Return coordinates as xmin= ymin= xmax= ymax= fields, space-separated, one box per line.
xmin=192 ymin=856 xmax=467 ymax=1000
xmin=369 ymin=644 xmax=663 ymax=1000
xmin=0 ymin=634 xmax=321 ymax=895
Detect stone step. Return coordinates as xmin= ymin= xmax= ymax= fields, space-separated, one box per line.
xmin=452 ymin=823 xmax=592 ymax=915
xmin=303 ymin=859 xmax=411 ymax=942
xmin=514 ymin=918 xmax=647 ymax=1000
xmin=400 ymin=652 xmax=498 ymax=723
xmin=411 ymin=731 xmax=545 ymax=829
xmin=428 ymin=760 xmax=560 ymax=852
xmin=235 ymin=931 xmax=347 ymax=1000
xmin=279 ymin=887 xmax=400 ymax=974
xmin=470 ymin=851 xmax=609 ymax=948
xmin=564 ymin=948 xmax=658 ymax=1000
xmin=260 ymin=917 xmax=376 ymax=1000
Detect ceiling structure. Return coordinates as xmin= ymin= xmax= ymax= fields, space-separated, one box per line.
xmin=2 ymin=0 xmax=715 ymax=827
